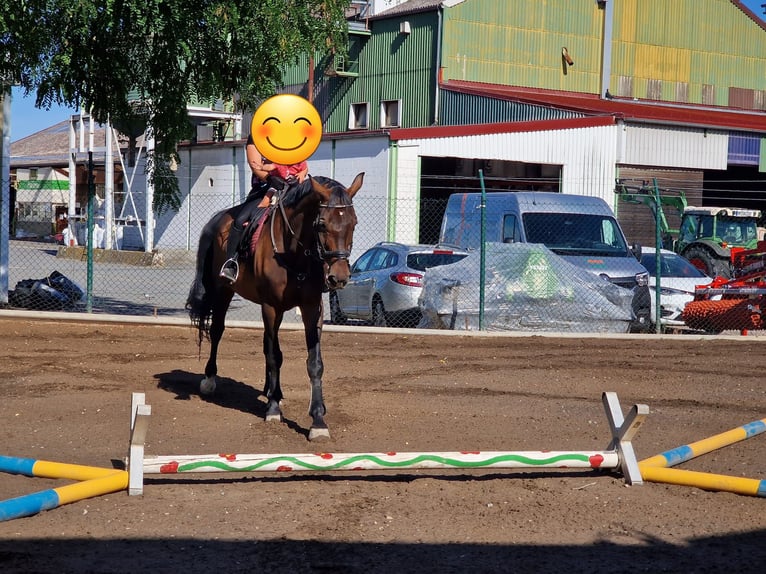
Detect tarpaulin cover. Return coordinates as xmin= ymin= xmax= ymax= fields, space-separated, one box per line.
xmin=418 ymin=243 xmax=634 ymax=333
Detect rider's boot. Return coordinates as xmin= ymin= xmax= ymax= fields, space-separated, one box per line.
xmin=220 ymin=222 xmax=244 ymax=284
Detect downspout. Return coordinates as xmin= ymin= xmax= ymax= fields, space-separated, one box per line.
xmin=387 ymin=141 xmax=398 ymax=241
xmin=600 ymin=0 xmax=614 ymax=99
xmin=434 ymin=5 xmax=444 ymax=124
xmin=187 ymin=148 xmax=193 ymax=251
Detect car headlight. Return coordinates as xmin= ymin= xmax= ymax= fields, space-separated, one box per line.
xmin=635 ymin=272 xmax=649 ymax=287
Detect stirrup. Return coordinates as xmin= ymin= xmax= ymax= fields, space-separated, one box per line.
xmin=219 ymin=258 xmax=239 ymax=283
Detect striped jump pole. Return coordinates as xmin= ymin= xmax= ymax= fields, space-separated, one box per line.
xmin=143 ymin=450 xmax=621 ymax=474
xmin=0 ymin=455 xmax=128 ymax=522
xmin=638 ymin=418 xmax=766 ymax=497
xmin=127 ymin=391 xmax=648 ymax=495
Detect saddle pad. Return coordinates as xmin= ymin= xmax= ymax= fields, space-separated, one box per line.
xmin=248 ymin=207 xmax=272 ymax=256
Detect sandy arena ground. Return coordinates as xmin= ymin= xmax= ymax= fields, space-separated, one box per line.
xmin=0 ymin=316 xmax=764 ymax=573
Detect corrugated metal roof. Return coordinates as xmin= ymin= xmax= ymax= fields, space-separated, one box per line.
xmin=11 ymin=121 xmax=75 ymax=166
xmin=389 ymin=115 xmax=615 ymax=141
xmin=10 ymin=119 xmax=129 ymax=168
xmin=370 ymin=0 xmax=442 ymax=20
xmin=441 ymin=80 xmax=766 ymax=133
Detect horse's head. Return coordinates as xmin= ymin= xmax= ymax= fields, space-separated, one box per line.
xmin=312 ymin=173 xmax=364 ymax=289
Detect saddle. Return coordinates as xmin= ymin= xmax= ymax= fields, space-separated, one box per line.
xmin=242 ymin=205 xmax=272 ymax=256
xmin=237 ymin=175 xmax=293 ymax=258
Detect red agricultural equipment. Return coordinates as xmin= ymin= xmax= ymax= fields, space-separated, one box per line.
xmin=682 ymin=241 xmax=766 ymax=333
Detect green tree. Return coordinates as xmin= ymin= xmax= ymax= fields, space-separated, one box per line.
xmin=1 ymin=0 xmax=350 ymax=213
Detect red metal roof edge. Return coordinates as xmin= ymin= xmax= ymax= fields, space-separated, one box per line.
xmin=388 ymin=115 xmax=615 ymax=141
xmin=731 ymin=0 xmax=766 ymax=32
xmin=442 ymin=80 xmax=766 ymax=133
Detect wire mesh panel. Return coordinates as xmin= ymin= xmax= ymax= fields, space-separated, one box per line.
xmin=4 ymin=183 xmax=764 ymax=335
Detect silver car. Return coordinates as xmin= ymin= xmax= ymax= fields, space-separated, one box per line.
xmin=329 ymin=242 xmax=469 ymax=327
xmin=639 ymin=248 xmax=713 ymax=328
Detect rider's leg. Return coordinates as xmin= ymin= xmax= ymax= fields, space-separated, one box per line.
xmin=219 ymin=217 xmax=244 ymax=284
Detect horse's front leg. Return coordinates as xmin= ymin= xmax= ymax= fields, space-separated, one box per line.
xmin=261 ymin=304 xmax=284 ymax=422
xmin=302 ymin=301 xmax=329 ymax=441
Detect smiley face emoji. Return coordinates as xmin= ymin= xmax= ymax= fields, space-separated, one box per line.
xmin=250 ymin=94 xmax=322 ymax=165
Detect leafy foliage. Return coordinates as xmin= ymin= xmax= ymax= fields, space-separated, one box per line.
xmin=1 ymin=0 xmax=350 ymax=212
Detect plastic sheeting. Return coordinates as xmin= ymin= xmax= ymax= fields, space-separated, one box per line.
xmin=418 ymin=243 xmax=634 ymax=333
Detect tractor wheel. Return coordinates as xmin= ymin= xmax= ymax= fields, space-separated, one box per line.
xmin=683 ymin=245 xmax=731 ymax=279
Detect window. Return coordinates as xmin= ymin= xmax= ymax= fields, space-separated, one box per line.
xmin=327 ymin=32 xmax=367 ymax=77
xmin=29 ymin=168 xmax=38 ymax=180
xmin=352 ymin=249 xmax=375 ymax=273
xmin=380 ymin=100 xmax=401 ymax=128
xmin=349 ymin=102 xmax=369 ymax=130
xmin=502 ymin=214 xmax=520 ymax=243
xmin=370 ymin=249 xmax=392 ymax=271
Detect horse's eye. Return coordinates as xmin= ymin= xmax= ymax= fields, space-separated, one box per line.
xmin=316 ymin=220 xmax=327 ymax=232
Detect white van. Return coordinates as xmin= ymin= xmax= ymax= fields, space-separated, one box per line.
xmin=439 ymin=191 xmax=651 ymax=330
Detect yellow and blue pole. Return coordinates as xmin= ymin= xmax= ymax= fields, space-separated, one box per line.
xmin=640 ymin=419 xmax=766 ymax=468
xmin=639 ymin=419 xmax=766 ymax=497
xmin=0 ymin=455 xmax=128 ymax=522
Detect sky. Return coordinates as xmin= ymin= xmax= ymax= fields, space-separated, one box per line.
xmin=7 ymin=0 xmax=766 ymax=142
xmin=9 ymin=86 xmax=78 ymax=142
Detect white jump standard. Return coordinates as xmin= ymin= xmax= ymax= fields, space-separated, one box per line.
xmin=127 ymin=391 xmax=648 ymax=496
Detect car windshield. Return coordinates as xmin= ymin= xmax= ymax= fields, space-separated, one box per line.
xmin=640 ymin=252 xmax=707 ymax=278
xmin=522 ymin=213 xmax=628 ymax=256
xmin=407 ymin=252 xmax=467 ymax=271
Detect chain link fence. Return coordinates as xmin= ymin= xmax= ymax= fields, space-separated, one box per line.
xmin=4 ymin=186 xmax=764 ymax=335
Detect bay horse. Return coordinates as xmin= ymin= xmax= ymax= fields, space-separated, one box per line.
xmin=186 ymin=173 xmax=364 ymax=440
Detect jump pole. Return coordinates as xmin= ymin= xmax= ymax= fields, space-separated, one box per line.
xmin=127 ymin=391 xmax=648 ymax=496
xmin=0 ymin=455 xmax=128 ymax=522
xmin=638 ymin=418 xmax=766 ymax=497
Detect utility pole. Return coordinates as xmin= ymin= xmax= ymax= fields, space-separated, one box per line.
xmin=0 ymin=88 xmax=10 ymax=304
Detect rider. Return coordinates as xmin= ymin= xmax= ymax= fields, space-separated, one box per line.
xmin=219 ymin=135 xmax=309 ymax=284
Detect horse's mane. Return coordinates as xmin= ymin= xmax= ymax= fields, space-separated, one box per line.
xmin=279 ymin=175 xmax=350 ymax=208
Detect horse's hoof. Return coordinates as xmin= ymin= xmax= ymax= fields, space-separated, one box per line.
xmin=200 ymin=376 xmax=217 ymax=395
xmin=265 ymin=413 xmax=283 ymax=423
xmin=308 ymin=427 xmax=331 ymax=442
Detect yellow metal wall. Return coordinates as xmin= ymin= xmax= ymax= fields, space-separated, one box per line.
xmin=441 ymin=0 xmax=603 ymax=93
xmin=441 ymin=0 xmax=765 ymax=106
xmin=614 ymin=0 xmax=766 ymax=105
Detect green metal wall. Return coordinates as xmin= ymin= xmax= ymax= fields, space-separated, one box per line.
xmin=439 ymin=90 xmax=583 ymax=125
xmin=281 ymin=0 xmax=766 ymax=132
xmin=317 ymin=12 xmax=440 ymax=133
xmin=441 ymin=0 xmax=603 ymax=93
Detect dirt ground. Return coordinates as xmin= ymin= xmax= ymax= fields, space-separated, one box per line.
xmin=0 ymin=315 xmax=764 ymax=573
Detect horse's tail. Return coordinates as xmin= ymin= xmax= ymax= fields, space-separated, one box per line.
xmin=186 ymin=210 xmax=227 ymax=348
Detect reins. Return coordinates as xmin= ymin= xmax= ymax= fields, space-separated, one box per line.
xmin=267 ymin=187 xmax=354 ymax=280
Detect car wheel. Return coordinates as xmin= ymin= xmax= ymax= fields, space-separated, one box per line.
xmin=372 ymin=298 xmax=388 ymax=328
xmin=329 ymin=291 xmax=346 ymax=325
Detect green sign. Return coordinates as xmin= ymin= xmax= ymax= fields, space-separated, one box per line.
xmin=18 ymin=179 xmax=69 ymax=191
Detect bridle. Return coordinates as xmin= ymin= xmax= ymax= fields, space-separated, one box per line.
xmin=314 ymin=201 xmax=355 ymax=264
xmin=268 ymin=189 xmax=355 ymax=281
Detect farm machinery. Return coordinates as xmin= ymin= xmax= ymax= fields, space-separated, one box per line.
xmin=681 ymin=240 xmax=766 ymax=333
xmin=615 ymin=181 xmax=763 ymax=279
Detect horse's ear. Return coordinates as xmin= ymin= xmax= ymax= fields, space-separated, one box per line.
xmin=310 ymin=176 xmax=333 ymax=203
xmin=346 ymin=172 xmax=364 ymax=199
